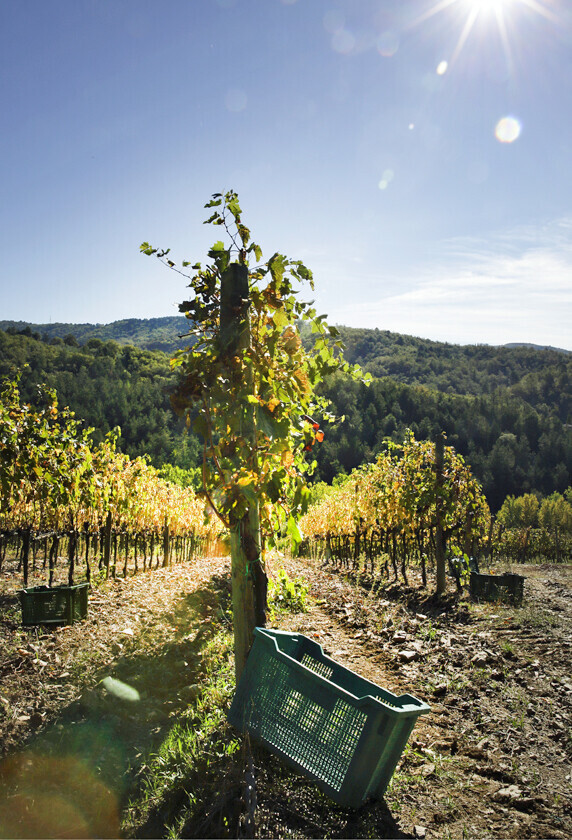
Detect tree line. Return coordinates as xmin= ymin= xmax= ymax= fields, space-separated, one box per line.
xmin=312 ymin=370 xmax=572 ymax=511
xmin=0 ymin=325 xmax=570 ymax=512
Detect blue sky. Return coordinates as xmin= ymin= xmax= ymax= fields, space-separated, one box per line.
xmin=1 ymin=0 xmax=571 ymax=348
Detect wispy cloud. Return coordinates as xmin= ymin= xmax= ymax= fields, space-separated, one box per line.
xmin=328 ymin=219 xmax=572 ymax=349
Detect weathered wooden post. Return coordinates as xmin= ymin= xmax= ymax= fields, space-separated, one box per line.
xmin=220 ymin=262 xmax=267 ymax=681
xmin=162 ymin=516 xmax=170 ymax=568
xmin=22 ymin=528 xmax=31 ymax=589
xmin=67 ymin=527 xmax=77 ymax=586
xmin=103 ymin=510 xmax=112 ymax=579
xmin=435 ymin=433 xmax=446 ymax=595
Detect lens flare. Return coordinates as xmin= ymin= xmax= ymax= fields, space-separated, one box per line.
xmin=377 ymin=30 xmax=400 ymax=57
xmin=331 ymin=28 xmax=356 ymax=54
xmin=495 ymin=115 xmax=522 ymax=142
xmin=378 ymin=169 xmax=395 ymax=190
xmin=101 ymin=675 xmax=141 ymax=702
xmin=0 ymin=753 xmax=120 ymax=838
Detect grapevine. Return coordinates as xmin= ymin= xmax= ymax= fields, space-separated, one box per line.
xmin=0 ymin=372 xmax=216 ymax=585
xmin=300 ymin=430 xmax=490 ymax=587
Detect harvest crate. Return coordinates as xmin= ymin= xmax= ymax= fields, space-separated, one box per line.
xmin=470 ymin=572 xmax=525 ymax=606
xmin=20 ymin=582 xmax=89 ymax=626
xmin=228 ymin=627 xmax=430 ymax=808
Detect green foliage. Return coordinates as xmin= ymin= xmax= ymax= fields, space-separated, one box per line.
xmin=448 ymin=554 xmax=472 ymax=588
xmin=0 ymin=316 xmax=193 ymax=355
xmin=123 ymin=628 xmax=238 ymax=839
xmin=0 ymin=329 xmax=197 ymax=470
xmin=334 ymin=325 xmax=571 ymax=404
xmin=158 ymin=463 xmax=202 ymax=491
xmin=268 ymin=568 xmax=310 ymax=617
xmin=0 ymin=370 xmax=97 ymax=527
xmin=302 ymin=430 xmax=490 ymax=576
xmin=497 ymin=493 xmax=540 ymax=529
xmin=539 ymin=492 xmax=572 ymax=534
xmin=141 ymin=190 xmax=367 ymax=545
xmin=0 ymin=371 xmax=209 ymax=537
xmin=314 ymin=370 xmax=572 ymax=511
xmin=305 ymin=481 xmax=331 ymax=507
xmin=487 ymin=491 xmax=571 ymax=563
xmin=2 ymin=309 xmax=571 ymax=513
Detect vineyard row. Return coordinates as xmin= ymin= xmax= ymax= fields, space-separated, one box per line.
xmin=299 ymin=432 xmax=571 ymax=584
xmin=0 ymin=520 xmax=217 ymax=588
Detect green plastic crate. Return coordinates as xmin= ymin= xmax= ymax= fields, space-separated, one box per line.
xmin=470 ymin=572 xmax=525 ymax=606
xmin=20 ymin=583 xmax=89 ymax=626
xmin=228 ymin=627 xmax=430 ymax=808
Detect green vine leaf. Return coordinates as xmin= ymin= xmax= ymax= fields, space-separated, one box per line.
xmin=140 ymin=190 xmax=367 ymax=552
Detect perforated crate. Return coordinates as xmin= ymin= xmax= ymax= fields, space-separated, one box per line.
xmin=470 ymin=572 xmax=525 ymax=606
xmin=20 ymin=583 xmax=89 ymax=626
xmin=228 ymin=627 xmax=430 ymax=808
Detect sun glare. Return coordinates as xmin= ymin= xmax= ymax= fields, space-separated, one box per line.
xmin=410 ymin=0 xmax=558 ymax=142
xmin=461 ymin=0 xmax=513 ymax=13
xmin=413 ymin=0 xmax=558 ymax=64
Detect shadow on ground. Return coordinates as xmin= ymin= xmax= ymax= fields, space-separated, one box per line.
xmin=1 ymin=570 xmax=412 ymax=839
xmin=334 ymin=565 xmax=475 ymax=624
xmin=0 ymin=574 xmax=231 ymax=839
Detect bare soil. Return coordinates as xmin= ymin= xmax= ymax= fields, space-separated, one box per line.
xmin=0 ymin=554 xmax=571 ymax=839
xmin=267 ymin=555 xmax=572 ymax=840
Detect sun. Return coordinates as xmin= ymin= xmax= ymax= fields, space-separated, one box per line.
xmin=461 ymin=0 xmax=514 ymax=13
xmin=412 ymin=0 xmax=558 ymax=68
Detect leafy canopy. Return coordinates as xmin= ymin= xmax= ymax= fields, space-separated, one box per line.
xmin=141 ymin=190 xmax=368 ymax=545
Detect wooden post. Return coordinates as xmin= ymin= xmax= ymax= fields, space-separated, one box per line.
xmin=49 ymin=535 xmax=58 ymax=587
xmin=123 ymin=533 xmax=129 ymax=577
xmin=435 ymin=434 xmax=447 ymax=595
xmin=67 ymin=528 xmax=77 ymax=587
xmin=84 ymin=526 xmax=91 ymax=584
xmin=220 ymin=262 xmax=267 ymax=682
xmin=162 ymin=518 xmax=170 ymax=568
xmin=22 ymin=528 xmax=31 ymax=589
xmin=103 ymin=511 xmax=112 ymax=579
xmin=112 ymin=531 xmax=117 ymax=579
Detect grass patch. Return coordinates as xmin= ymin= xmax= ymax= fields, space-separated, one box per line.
xmin=122 ymin=627 xmax=243 ymax=839
xmin=124 ymin=572 xmax=313 ymax=838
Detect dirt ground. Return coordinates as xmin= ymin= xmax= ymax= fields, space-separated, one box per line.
xmin=269 ymin=555 xmax=572 ymax=839
xmin=0 ymin=553 xmax=571 ymax=839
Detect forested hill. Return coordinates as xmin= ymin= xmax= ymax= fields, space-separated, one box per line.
xmin=0 ymin=317 xmax=188 ymax=355
xmin=0 ymin=328 xmax=200 ymax=471
xmin=337 ymin=328 xmax=571 ymax=396
xmin=1 ymin=317 xmax=570 ymax=397
xmin=1 ymin=322 xmax=570 ymax=511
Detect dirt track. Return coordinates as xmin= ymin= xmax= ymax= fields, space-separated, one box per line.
xmin=0 ymin=555 xmax=571 ymax=839
xmin=269 ymin=556 xmax=572 ymax=839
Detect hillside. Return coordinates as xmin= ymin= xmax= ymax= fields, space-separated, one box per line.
xmin=1 ymin=320 xmax=570 ymax=510
xmin=0 ymin=317 xmax=189 ymax=355
xmin=0 ymin=329 xmax=200 ymax=470
xmin=337 ymin=327 xmax=571 ymax=397
xmin=1 ymin=318 xmax=570 ymax=397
